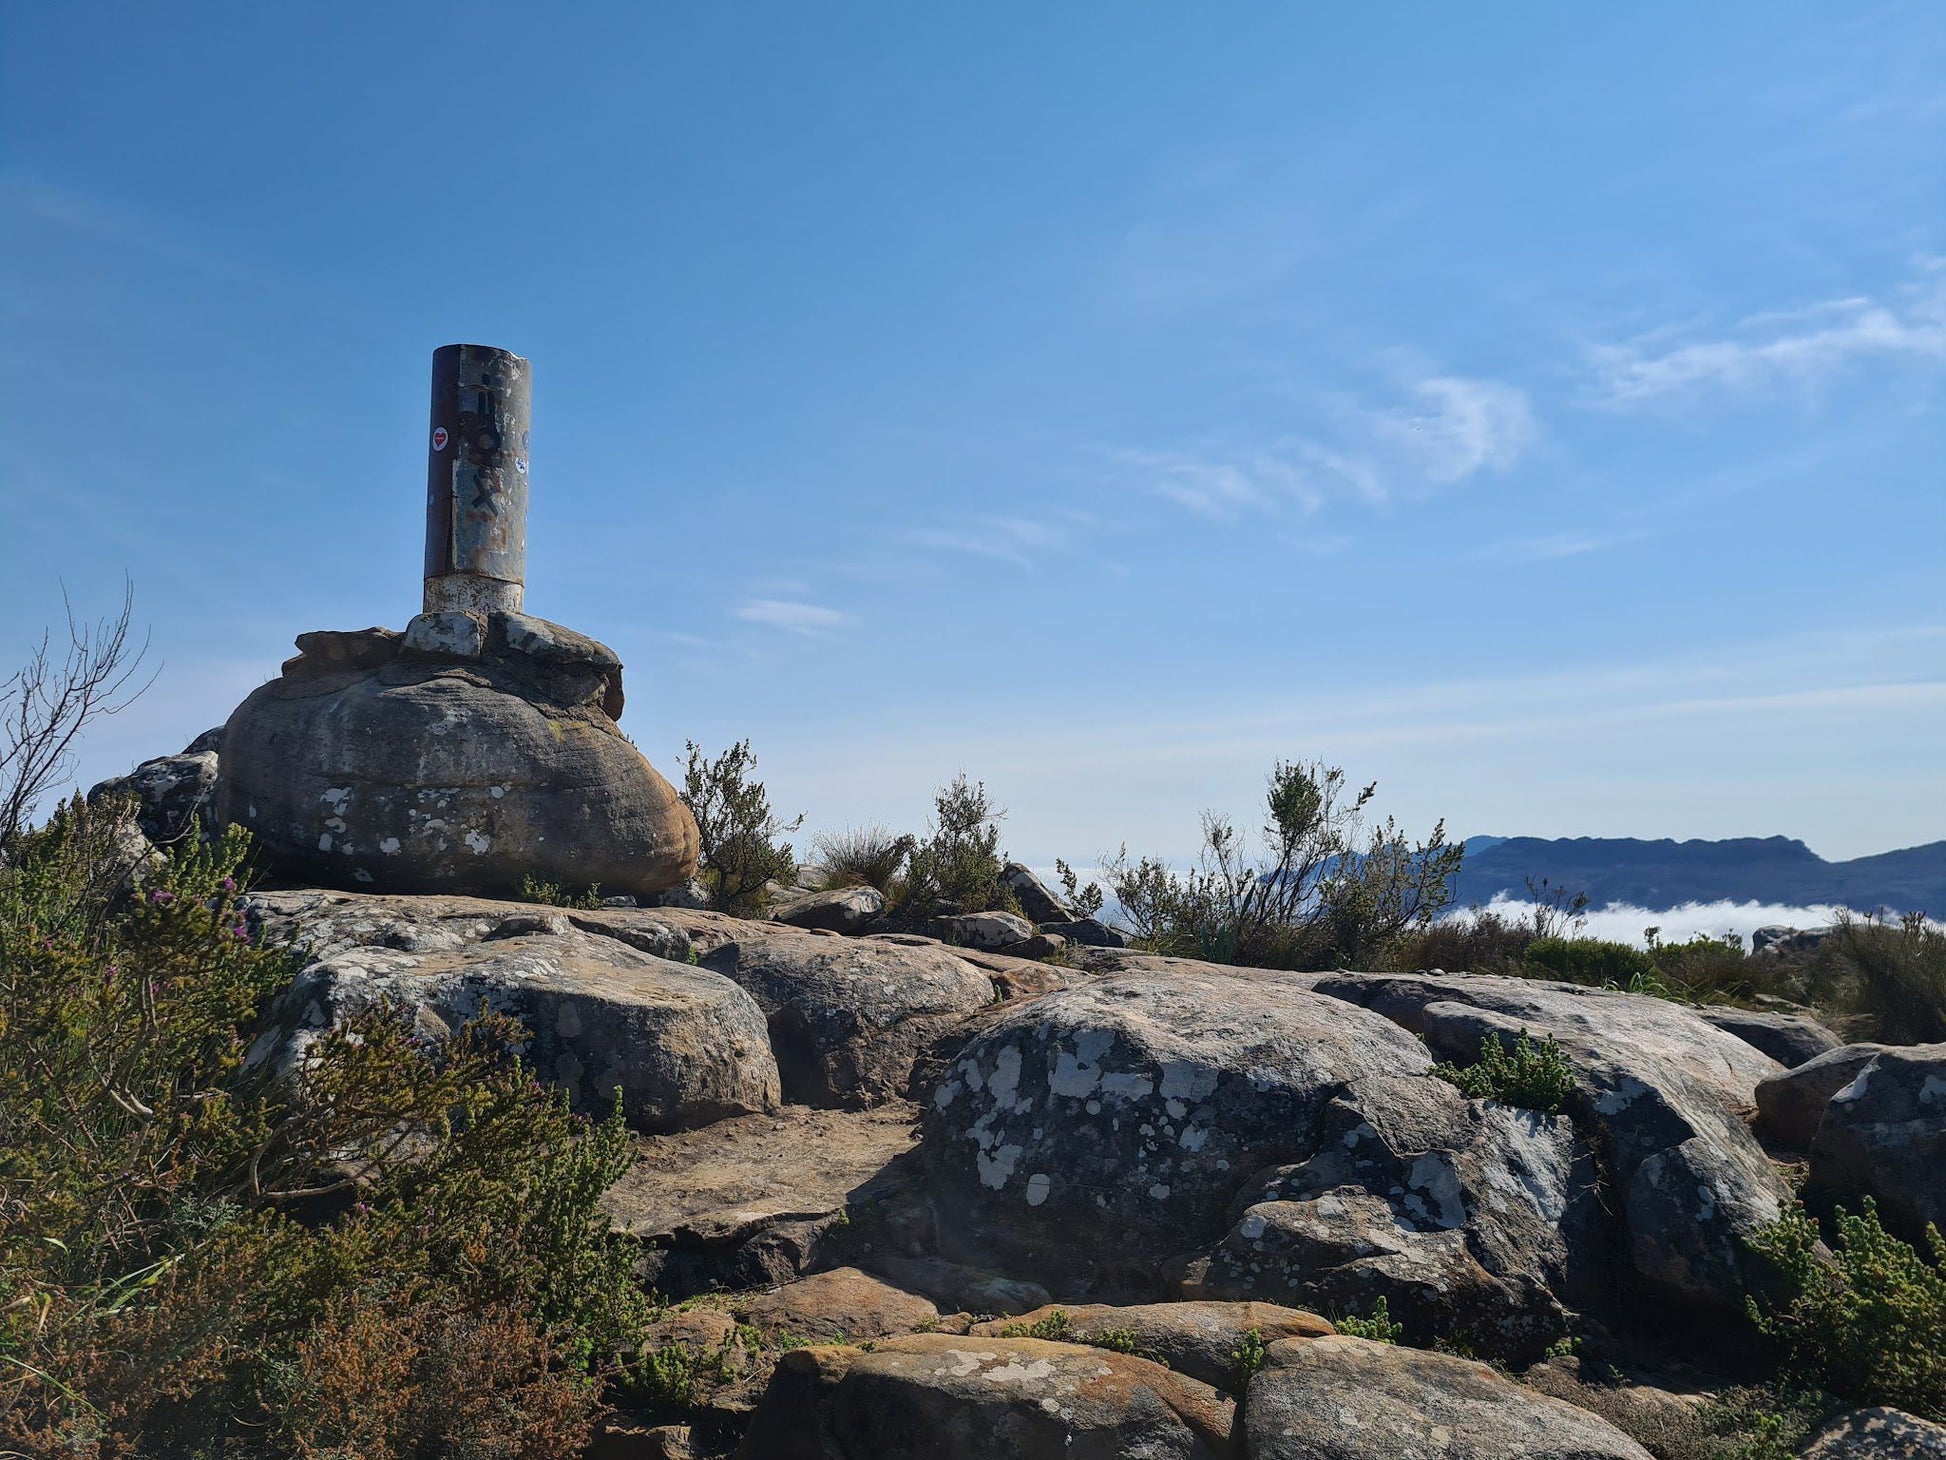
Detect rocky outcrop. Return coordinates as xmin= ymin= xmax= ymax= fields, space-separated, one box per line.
xmin=698 ymin=927 xmax=994 ymax=1106
xmin=732 ymin=1268 xmax=943 ymax=1345
xmin=1180 ymin=1074 xmax=1606 ymax=1359
xmin=87 ymin=740 xmax=219 ymax=846
xmin=924 ymin=967 xmax=1432 ymax=1289
xmin=1310 ymin=971 xmax=1790 ymax=1310
xmin=1755 ymin=1044 xmax=1893 ymax=1149
xmin=1000 ymin=862 xmax=1079 ymax=924
xmin=244 ymin=890 xmax=778 ymax=1132
xmin=736 ymin=1335 xmax=1237 ymax=1459
xmin=1808 ymin=1043 xmax=1946 ymax=1233
xmin=216 ymin=612 xmax=697 ymax=899
xmin=1701 ymin=1007 xmax=1843 ymax=1068
xmin=1244 ymin=1335 xmax=1654 ymax=1459
xmin=968 ymin=1301 xmax=1334 ymax=1392
xmin=1797 ymin=1407 xmax=1946 ymax=1457
xmin=934 ymin=910 xmax=1037 ymax=951
xmin=770 ymin=885 xmax=885 ymax=934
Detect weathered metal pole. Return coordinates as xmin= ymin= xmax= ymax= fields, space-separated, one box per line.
xmin=424 ymin=343 xmax=529 ymax=614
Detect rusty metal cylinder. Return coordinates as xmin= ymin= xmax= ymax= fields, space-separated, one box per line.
xmin=424 ymin=343 xmax=529 ymax=614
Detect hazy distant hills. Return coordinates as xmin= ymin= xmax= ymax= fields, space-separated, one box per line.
xmin=1451 ymin=836 xmax=1946 ymax=916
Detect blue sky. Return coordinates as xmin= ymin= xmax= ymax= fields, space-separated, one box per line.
xmin=3 ymin=3 xmax=1942 ymax=865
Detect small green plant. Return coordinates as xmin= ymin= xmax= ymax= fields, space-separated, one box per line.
xmin=899 ymin=774 xmax=1017 ymax=921
xmin=1054 ymin=857 xmax=1105 ymax=917
xmin=1431 ymin=1027 xmax=1578 ymax=1114
xmin=1332 ymin=1296 xmax=1403 ymax=1344
xmin=679 ymin=738 xmax=803 ymax=916
xmin=1745 ymin=1198 xmax=1946 ymax=1420
xmin=1231 ymin=1327 xmax=1269 ymax=1388
xmin=1001 ymin=1308 xmax=1074 ymax=1341
xmin=519 ymin=873 xmax=604 ymax=909
xmin=631 ymin=1341 xmax=704 ymax=1409
xmin=1091 ymin=1326 xmax=1140 ymax=1354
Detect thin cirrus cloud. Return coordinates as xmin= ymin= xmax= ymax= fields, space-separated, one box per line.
xmin=733 ymin=598 xmax=858 ymax=635
xmin=1122 ymin=370 xmax=1536 ymax=522
xmin=1587 ymin=265 xmax=1946 ymax=407
xmin=900 ymin=515 xmax=1066 ymax=566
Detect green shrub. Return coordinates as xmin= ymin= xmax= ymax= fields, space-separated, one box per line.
xmin=1745 ymin=1198 xmax=1946 ymax=1420
xmin=680 ymin=738 xmax=803 ymax=915
xmin=1053 ymin=858 xmax=1106 ymax=918
xmin=899 ymin=774 xmax=1016 ymax=921
xmin=1332 ymin=1296 xmax=1402 ymax=1344
xmin=813 ymin=824 xmax=913 ymax=894
xmin=1001 ymin=1309 xmax=1074 ymax=1341
xmin=1431 ymin=1027 xmax=1578 ymax=1114
xmin=1523 ymin=936 xmax=1657 ymax=988
xmin=519 ymin=873 xmax=604 ymax=909
xmin=1102 ymin=759 xmax=1462 ymax=971
xmin=0 ymin=808 xmax=648 ymax=1456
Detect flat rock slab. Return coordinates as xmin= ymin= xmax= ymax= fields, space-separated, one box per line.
xmin=736 ymin=1335 xmax=1236 ymax=1460
xmin=244 ymin=889 xmax=777 ymax=1133
xmin=1245 ymin=1334 xmax=1654 ymax=1459
xmin=970 ymin=1300 xmax=1333 ymax=1393
xmin=733 ymin=1267 xmax=943 ymax=1345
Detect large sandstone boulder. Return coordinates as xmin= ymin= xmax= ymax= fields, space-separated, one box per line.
xmin=1756 ymin=1044 xmax=1894 ymax=1150
xmin=1700 ymin=1007 xmax=1843 ymax=1068
xmin=216 ymin=613 xmax=697 ymax=900
xmin=1808 ymin=1043 xmax=1946 ymax=1234
xmin=698 ymin=927 xmax=995 ymax=1106
xmin=1244 ymin=1335 xmax=1654 ymax=1459
xmin=1311 ymin=972 xmax=1791 ymax=1310
xmin=1180 ymin=1073 xmax=1606 ymax=1359
xmin=923 ymin=968 xmax=1432 ymax=1289
xmin=245 ymin=890 xmax=778 ymax=1132
xmin=732 ymin=1268 xmax=943 ymax=1345
xmin=735 ymin=1335 xmax=1236 ymax=1459
xmin=969 ymin=1300 xmax=1334 ymax=1392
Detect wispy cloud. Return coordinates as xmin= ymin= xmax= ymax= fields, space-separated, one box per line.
xmin=901 ymin=515 xmax=1066 ymax=566
xmin=1587 ymin=265 xmax=1946 ymax=407
xmin=1118 ymin=369 xmax=1536 ymax=522
xmin=734 ymin=598 xmax=858 ymax=635
xmin=1478 ymin=527 xmax=1653 ymax=563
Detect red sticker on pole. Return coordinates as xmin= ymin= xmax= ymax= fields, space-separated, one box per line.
xmin=431 ymin=426 xmax=450 ymax=451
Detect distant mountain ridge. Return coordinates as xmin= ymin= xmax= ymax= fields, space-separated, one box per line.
xmin=1450 ymin=835 xmax=1946 ymax=916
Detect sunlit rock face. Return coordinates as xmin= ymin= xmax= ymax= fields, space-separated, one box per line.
xmin=215 ymin=612 xmax=697 ymax=900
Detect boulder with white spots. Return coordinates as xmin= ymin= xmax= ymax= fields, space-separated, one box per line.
xmin=244 ymin=889 xmax=778 ymax=1132
xmin=1310 ymin=971 xmax=1793 ymax=1311
xmin=921 ymin=967 xmax=1432 ymax=1290
xmin=214 ymin=612 xmax=696 ymax=899
xmin=967 ymin=1300 xmax=1334 ymax=1391
xmin=1179 ymin=1073 xmax=1607 ymax=1359
xmin=1808 ymin=1042 xmax=1946 ymax=1234
xmin=735 ymin=1334 xmax=1237 ymax=1460
xmin=1244 ymin=1334 xmax=1653 ymax=1460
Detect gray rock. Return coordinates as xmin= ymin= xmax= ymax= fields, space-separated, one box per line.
xmin=968 ymin=1300 xmax=1334 ymax=1391
xmin=88 ymin=750 xmax=219 ymax=846
xmin=1756 ymin=1044 xmax=1894 ymax=1149
xmin=736 ymin=1335 xmax=1237 ymax=1460
xmin=289 ymin=626 xmax=401 ymax=672
xmin=934 ymin=909 xmax=1037 ymax=951
xmin=1701 ymin=1007 xmax=1843 ymax=1068
xmin=1755 ymin=925 xmax=1835 ymax=957
xmin=1798 ymin=1407 xmax=1946 ymax=1457
xmin=244 ymin=889 xmax=779 ymax=1132
xmin=771 ymin=884 xmax=885 ymax=934
xmin=1809 ymin=1042 xmax=1946 ymax=1234
xmin=1042 ymin=916 xmax=1129 ymax=948
xmin=1001 ymin=861 xmax=1080 ymax=924
xmin=1181 ymin=1074 xmax=1606 ymax=1359
xmin=999 ymin=932 xmax=1067 ymax=960
xmin=183 ymin=726 xmax=226 ymax=754
xmin=860 ymin=1254 xmax=1055 ymax=1318
xmin=216 ymin=613 xmax=697 ymax=900
xmin=700 ymin=926 xmax=994 ymax=1106
xmin=652 ymin=878 xmax=712 ymax=910
xmin=1311 ymin=971 xmax=1790 ymax=1310
xmin=924 ymin=967 xmax=1432 ymax=1287
xmin=401 ymin=610 xmax=488 ymax=660
xmin=1245 ymin=1334 xmax=1653 ymax=1459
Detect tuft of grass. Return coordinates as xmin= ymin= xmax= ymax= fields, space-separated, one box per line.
xmin=813 ymin=825 xmax=913 ymax=895
xmin=1431 ymin=1027 xmax=1578 ymax=1115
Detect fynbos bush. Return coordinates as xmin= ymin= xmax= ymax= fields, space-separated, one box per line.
xmin=1431 ymin=1027 xmax=1578 ymax=1114
xmin=680 ymin=738 xmax=803 ymax=915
